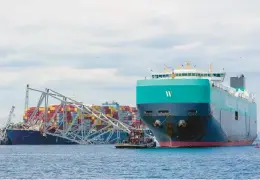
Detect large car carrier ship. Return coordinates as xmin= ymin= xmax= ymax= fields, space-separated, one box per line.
xmin=136 ymin=62 xmax=257 ymax=147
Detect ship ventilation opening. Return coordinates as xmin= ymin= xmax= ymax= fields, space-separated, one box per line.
xmin=158 ymin=110 xmax=169 ymax=116
xmin=177 ymin=110 xmax=205 ymax=141
xmin=144 ymin=111 xmax=153 ymax=116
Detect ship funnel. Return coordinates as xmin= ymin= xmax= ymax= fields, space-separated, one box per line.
xmin=230 ymin=74 xmax=245 ymax=91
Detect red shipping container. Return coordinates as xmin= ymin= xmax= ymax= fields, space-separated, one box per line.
xmin=78 ymin=119 xmax=82 ymax=124
xmin=113 ymin=115 xmax=119 ymax=119
xmin=112 ymin=112 xmax=118 ymax=116
xmin=105 ymin=109 xmax=111 ymax=114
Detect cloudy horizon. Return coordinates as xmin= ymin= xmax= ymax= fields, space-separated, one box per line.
xmin=0 ymin=0 xmax=260 ymax=130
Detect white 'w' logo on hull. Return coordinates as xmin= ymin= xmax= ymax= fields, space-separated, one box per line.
xmin=166 ymin=91 xmax=172 ymax=97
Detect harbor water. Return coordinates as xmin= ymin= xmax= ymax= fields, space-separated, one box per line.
xmin=0 ymin=145 xmax=260 ymax=179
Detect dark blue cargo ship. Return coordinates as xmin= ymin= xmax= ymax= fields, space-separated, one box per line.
xmin=6 ymin=129 xmax=76 ymax=145
xmin=6 ymin=129 xmax=128 ymax=145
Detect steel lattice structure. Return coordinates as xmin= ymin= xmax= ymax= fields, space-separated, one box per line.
xmin=22 ymin=85 xmax=134 ymax=144
xmin=0 ymin=106 xmax=15 ymax=144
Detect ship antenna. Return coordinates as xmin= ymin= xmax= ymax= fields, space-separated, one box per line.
xmin=209 ymin=63 xmax=212 ymax=72
xmin=186 ymin=61 xmax=191 ymax=69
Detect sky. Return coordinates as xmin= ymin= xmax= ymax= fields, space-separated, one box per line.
xmin=0 ymin=0 xmax=260 ymax=130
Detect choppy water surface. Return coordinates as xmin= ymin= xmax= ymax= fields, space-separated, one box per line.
xmin=0 ymin=145 xmax=260 ymax=179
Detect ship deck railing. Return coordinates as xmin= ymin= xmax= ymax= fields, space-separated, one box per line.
xmin=212 ymin=82 xmax=255 ymax=103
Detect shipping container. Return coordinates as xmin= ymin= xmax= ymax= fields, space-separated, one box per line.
xmin=23 ymin=103 xmax=141 ymax=129
xmin=95 ymin=119 xmax=102 ymax=126
xmin=50 ymin=107 xmax=55 ymax=111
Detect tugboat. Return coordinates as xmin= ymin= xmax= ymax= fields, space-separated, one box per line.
xmin=115 ymin=129 xmax=156 ymax=149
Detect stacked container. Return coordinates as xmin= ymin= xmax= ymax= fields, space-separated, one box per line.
xmin=118 ymin=110 xmax=131 ymax=125
xmin=23 ymin=104 xmax=77 ymax=124
xmin=112 ymin=111 xmax=119 ymax=119
xmin=23 ymin=103 xmax=145 ymax=131
xmin=92 ymin=105 xmax=101 ymax=112
xmin=131 ymin=111 xmax=146 ymax=129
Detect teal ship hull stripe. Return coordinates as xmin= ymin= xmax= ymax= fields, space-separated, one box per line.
xmin=137 ymin=79 xmax=210 ymax=104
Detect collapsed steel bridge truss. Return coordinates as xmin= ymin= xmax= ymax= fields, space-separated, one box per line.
xmin=23 ymin=85 xmax=133 ymax=144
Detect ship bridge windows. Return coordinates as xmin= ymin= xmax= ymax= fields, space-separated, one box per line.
xmin=162 ymin=74 xmax=170 ymax=78
xmin=152 ymin=74 xmax=171 ymax=79
xmin=211 ymin=73 xmax=225 ymax=77
xmin=166 ymin=73 xmax=224 ymax=78
xmin=177 ymin=73 xmax=217 ymax=77
xmin=152 ymin=75 xmax=159 ymax=79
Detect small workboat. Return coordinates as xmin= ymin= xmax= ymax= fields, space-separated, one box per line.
xmin=115 ymin=129 xmax=156 ymax=149
xmin=115 ymin=141 xmax=156 ymax=149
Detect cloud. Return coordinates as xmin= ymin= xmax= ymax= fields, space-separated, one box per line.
xmin=0 ymin=0 xmax=260 ymax=130
xmin=0 ymin=66 xmax=140 ymax=126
